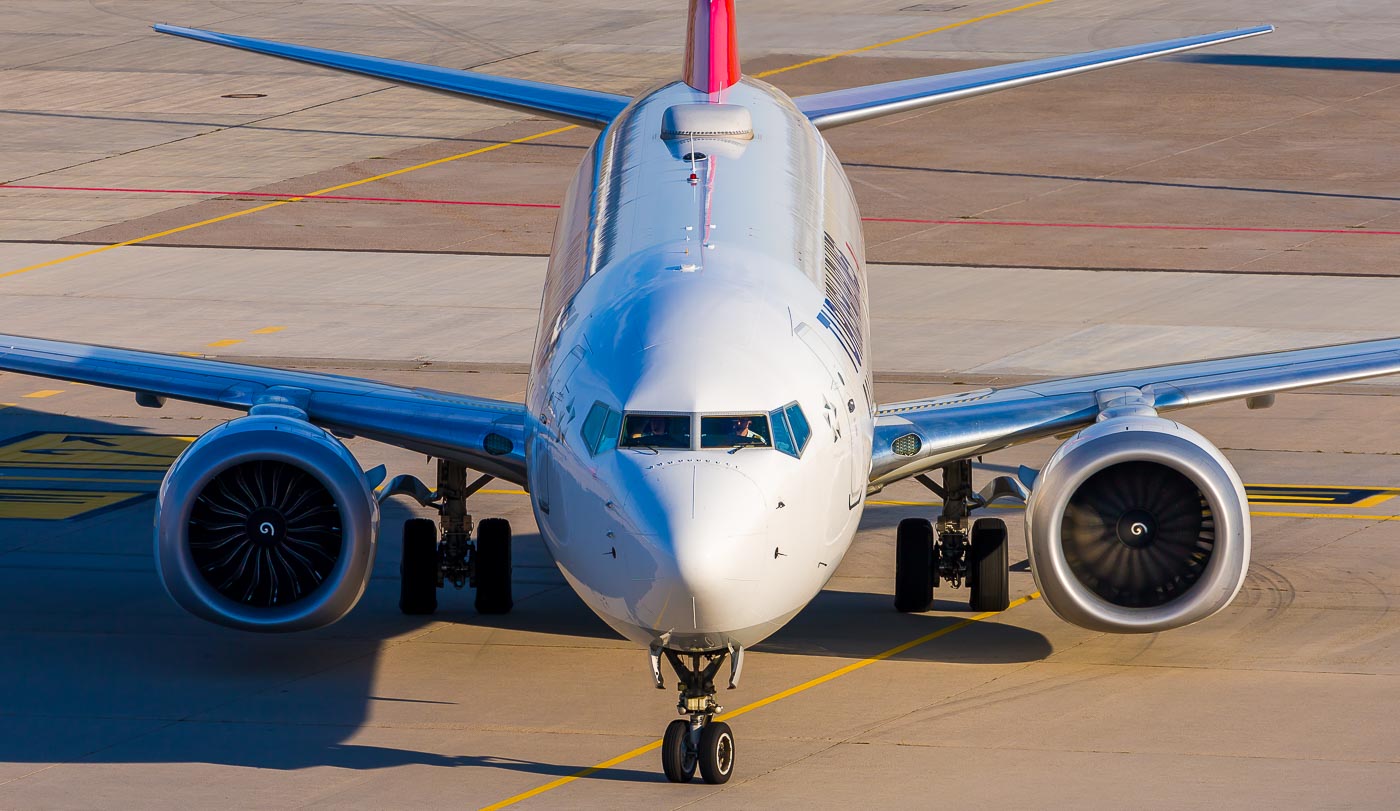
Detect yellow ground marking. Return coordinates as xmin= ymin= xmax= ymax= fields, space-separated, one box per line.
xmin=0 ymin=433 xmax=194 ymax=471
xmin=0 ymin=489 xmax=147 ymax=520
xmin=176 ymin=351 xmax=203 ymax=357
xmin=205 ymin=338 xmax=243 ymax=348
xmin=1253 ymin=512 xmax=1400 ymax=522
xmin=22 ymin=390 xmax=63 ymax=398
xmin=0 ymin=125 xmax=577 ymax=281
xmin=1243 ymin=483 xmax=1400 ymax=508
xmin=480 ymin=593 xmax=1040 ymax=810
xmin=251 ymin=325 xmax=286 ymax=335
xmin=753 ymin=0 xmax=1060 ymax=79
xmin=868 ymin=498 xmax=1399 ymax=521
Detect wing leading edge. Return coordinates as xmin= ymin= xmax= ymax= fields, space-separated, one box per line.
xmin=870 ymin=337 xmax=1400 ymax=489
xmin=795 ymin=25 xmax=1273 ymax=129
xmin=0 ymin=334 xmax=527 ymax=486
xmin=153 ymin=24 xmax=630 ymax=128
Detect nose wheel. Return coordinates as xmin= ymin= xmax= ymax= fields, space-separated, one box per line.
xmin=658 ymin=649 xmax=737 ymax=784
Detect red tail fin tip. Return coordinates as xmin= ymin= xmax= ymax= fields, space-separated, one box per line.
xmin=684 ymin=0 xmax=740 ymax=94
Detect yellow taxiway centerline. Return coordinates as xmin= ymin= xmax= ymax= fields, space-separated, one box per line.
xmin=480 ymin=593 xmax=1041 ymax=810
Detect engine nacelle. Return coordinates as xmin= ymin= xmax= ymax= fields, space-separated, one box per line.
xmin=155 ymin=414 xmax=380 ymax=632
xmin=1025 ymin=414 xmax=1249 ymax=633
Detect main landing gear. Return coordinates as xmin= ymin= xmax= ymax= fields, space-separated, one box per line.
xmin=398 ymin=458 xmax=513 ymax=616
xmin=655 ymin=647 xmax=741 ymax=784
xmin=894 ymin=458 xmax=1011 ymax=613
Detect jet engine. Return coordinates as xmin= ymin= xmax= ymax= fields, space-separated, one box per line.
xmin=1025 ymin=413 xmax=1249 ymax=633
xmin=154 ymin=413 xmax=380 ymax=632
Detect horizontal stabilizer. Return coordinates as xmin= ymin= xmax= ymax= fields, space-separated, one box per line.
xmin=796 ymin=25 xmax=1273 ymax=129
xmin=153 ymin=24 xmax=630 ymax=128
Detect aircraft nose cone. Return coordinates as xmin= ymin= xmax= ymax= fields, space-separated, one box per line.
xmin=632 ymin=461 xmax=772 ymax=635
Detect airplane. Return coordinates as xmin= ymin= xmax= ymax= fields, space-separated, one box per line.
xmin=2 ymin=0 xmax=1397 ymax=786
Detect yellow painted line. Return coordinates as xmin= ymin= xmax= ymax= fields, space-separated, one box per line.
xmin=0 ymin=432 xmax=194 ymax=470
xmin=1253 ymin=511 xmax=1400 ymax=521
xmin=481 ymin=593 xmax=1039 ymax=810
xmin=0 ymin=125 xmax=577 ymax=281
xmin=176 ymin=351 xmax=203 ymax=357
xmin=205 ymin=339 xmax=243 ymax=348
xmin=0 ymin=403 xmax=14 ymax=409
xmin=754 ymin=0 xmax=1060 ymax=79
xmin=481 ymin=488 xmax=528 ymax=495
xmin=0 ymin=489 xmax=147 ymax=520
xmin=869 ymin=498 xmax=1399 ymax=522
xmin=22 ymin=390 xmax=63 ymax=398
xmin=1248 ymin=482 xmax=1400 ymax=490
xmin=251 ymin=325 xmax=285 ymax=335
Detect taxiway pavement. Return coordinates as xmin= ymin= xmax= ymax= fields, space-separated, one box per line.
xmin=2 ymin=0 xmax=1399 ymax=807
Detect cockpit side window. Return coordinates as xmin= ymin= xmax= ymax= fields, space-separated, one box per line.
xmin=581 ymin=401 xmax=623 ymax=455
xmin=785 ymin=403 xmax=811 ymax=453
xmin=621 ymin=414 xmax=692 ymax=449
xmin=770 ymin=402 xmax=811 ymax=458
xmin=700 ymin=415 xmax=771 ymax=449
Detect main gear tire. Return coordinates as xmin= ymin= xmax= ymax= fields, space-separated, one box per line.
xmin=474 ymin=518 xmax=513 ymax=614
xmin=894 ymin=517 xmax=935 ymax=612
xmin=399 ymin=518 xmax=439 ymax=615
xmin=969 ymin=517 xmax=1010 ymax=612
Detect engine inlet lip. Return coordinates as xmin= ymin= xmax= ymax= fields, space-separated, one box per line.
xmin=155 ymin=414 xmax=378 ymax=632
xmin=1026 ymin=425 xmax=1247 ymax=634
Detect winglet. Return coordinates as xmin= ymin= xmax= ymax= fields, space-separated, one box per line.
xmin=684 ymin=0 xmax=741 ymax=94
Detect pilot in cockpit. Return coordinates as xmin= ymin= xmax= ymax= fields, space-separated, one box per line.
xmin=633 ymin=416 xmax=671 ymax=442
xmin=726 ymin=416 xmax=766 ymax=445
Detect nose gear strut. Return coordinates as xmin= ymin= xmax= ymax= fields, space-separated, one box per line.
xmin=659 ymin=649 xmax=737 ymax=784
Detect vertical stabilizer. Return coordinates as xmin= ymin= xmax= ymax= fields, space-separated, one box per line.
xmin=684 ymin=0 xmax=740 ymax=94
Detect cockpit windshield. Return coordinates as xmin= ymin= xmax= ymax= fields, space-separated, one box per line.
xmin=620 ymin=414 xmax=691 ymax=449
xmin=700 ymin=415 xmax=771 ymax=449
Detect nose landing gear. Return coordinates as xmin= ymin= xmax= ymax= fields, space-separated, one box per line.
xmin=658 ymin=649 xmax=738 ymax=784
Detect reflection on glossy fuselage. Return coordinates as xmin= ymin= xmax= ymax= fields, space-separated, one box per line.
xmin=525 ymin=78 xmax=873 ymax=653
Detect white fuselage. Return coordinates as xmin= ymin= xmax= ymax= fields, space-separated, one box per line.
xmin=524 ymin=78 xmax=873 ymax=652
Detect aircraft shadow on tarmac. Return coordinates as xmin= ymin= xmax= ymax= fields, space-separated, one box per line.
xmin=1174 ymin=54 xmax=1400 ymax=74
xmin=0 ymin=409 xmax=1047 ymax=776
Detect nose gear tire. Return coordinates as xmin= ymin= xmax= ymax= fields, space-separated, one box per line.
xmin=662 ymin=719 xmax=697 ymax=783
xmin=474 ymin=517 xmax=513 ymax=614
xmin=399 ymin=518 xmax=439 ymax=615
xmin=698 ymin=721 xmax=735 ymax=784
xmin=894 ymin=517 xmax=935 ymax=612
xmin=969 ymin=517 xmax=1010 ymax=611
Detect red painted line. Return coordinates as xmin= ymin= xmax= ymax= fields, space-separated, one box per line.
xmin=862 ymin=216 xmax=1400 ymax=236
xmin=0 ymin=184 xmax=561 ymax=210
xmin=5 ymin=183 xmax=1398 ymax=236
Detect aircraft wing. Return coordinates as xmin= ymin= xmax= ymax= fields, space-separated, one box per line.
xmin=870 ymin=337 xmax=1400 ymax=489
xmin=795 ymin=25 xmax=1272 ymax=129
xmin=153 ymin=24 xmax=630 ymax=128
xmin=0 ymin=334 xmax=528 ymax=486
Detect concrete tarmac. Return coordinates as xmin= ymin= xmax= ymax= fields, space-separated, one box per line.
xmin=2 ymin=0 xmax=1399 ymax=808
